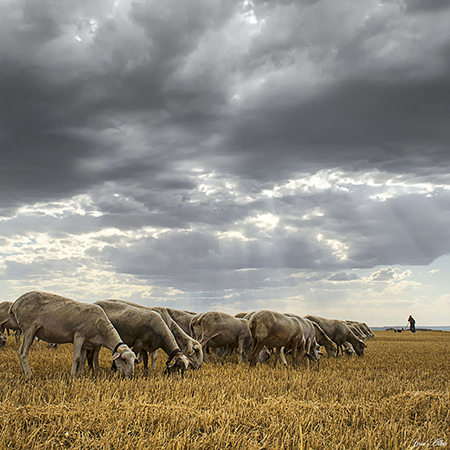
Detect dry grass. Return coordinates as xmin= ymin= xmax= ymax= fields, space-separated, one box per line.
xmin=0 ymin=331 xmax=448 ymax=449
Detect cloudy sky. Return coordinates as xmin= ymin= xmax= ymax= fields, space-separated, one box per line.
xmin=1 ymin=0 xmax=450 ymax=327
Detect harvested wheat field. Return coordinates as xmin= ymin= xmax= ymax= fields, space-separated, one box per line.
xmin=0 ymin=330 xmax=448 ymax=450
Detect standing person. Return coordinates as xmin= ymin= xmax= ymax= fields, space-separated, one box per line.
xmin=407 ymin=315 xmax=416 ymax=333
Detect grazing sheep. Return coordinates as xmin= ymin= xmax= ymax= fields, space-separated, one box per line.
xmin=93 ymin=300 xmax=189 ymax=374
xmin=149 ymin=306 xmax=203 ymax=369
xmin=9 ymin=291 xmax=136 ymax=378
xmin=345 ymin=321 xmax=374 ymax=339
xmin=309 ymin=321 xmax=338 ymax=357
xmin=345 ymin=322 xmax=367 ymax=340
xmin=249 ymin=310 xmax=311 ymax=368
xmin=99 ymin=301 xmax=203 ymax=370
xmin=190 ymin=311 xmax=268 ymax=364
xmin=284 ymin=313 xmax=323 ymax=361
xmin=305 ymin=315 xmax=366 ymax=357
xmin=360 ymin=322 xmax=374 ymax=338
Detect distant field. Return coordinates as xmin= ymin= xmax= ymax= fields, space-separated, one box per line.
xmin=0 ymin=331 xmax=448 ymax=449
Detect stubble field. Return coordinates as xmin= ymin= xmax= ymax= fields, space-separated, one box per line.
xmin=0 ymin=330 xmax=448 ymax=449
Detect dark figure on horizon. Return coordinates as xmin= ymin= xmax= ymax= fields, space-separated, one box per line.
xmin=407 ymin=315 xmax=416 ymax=333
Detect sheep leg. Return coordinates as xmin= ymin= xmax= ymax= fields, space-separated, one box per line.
xmin=18 ymin=327 xmax=39 ymax=379
xmin=219 ymin=345 xmax=232 ymax=363
xmin=271 ymin=348 xmax=279 ymax=366
xmin=291 ymin=342 xmax=299 ymax=369
xmin=79 ymin=347 xmax=87 ymax=375
xmin=92 ymin=347 xmax=100 ymax=370
xmin=125 ymin=343 xmax=145 ymax=370
xmin=249 ymin=341 xmax=265 ymax=367
xmin=138 ymin=350 xmax=149 ymax=370
xmin=202 ymin=346 xmax=210 ymax=363
xmin=237 ymin=336 xmax=245 ymax=364
xmin=150 ymin=350 xmax=158 ymax=370
xmin=87 ymin=347 xmax=100 ymax=371
xmin=71 ymin=335 xmax=85 ymax=376
xmin=279 ymin=347 xmax=288 ymax=366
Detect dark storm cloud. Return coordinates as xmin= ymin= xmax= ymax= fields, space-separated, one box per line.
xmin=0 ymin=0 xmax=233 ymax=209
xmin=405 ymin=0 xmax=450 ymax=14
xmin=0 ymin=61 xmax=94 ymax=205
xmin=231 ymin=77 xmax=450 ymax=151
xmin=2 ymin=0 xmax=450 ymax=205
xmin=218 ymin=0 xmax=450 ymax=180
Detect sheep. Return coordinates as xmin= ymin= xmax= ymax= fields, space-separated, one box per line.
xmin=284 ymin=313 xmax=323 ymax=361
xmin=97 ymin=301 xmax=203 ymax=370
xmin=9 ymin=291 xmax=136 ymax=378
xmin=93 ymin=300 xmax=189 ymax=374
xmin=149 ymin=306 xmax=203 ymax=369
xmin=249 ymin=310 xmax=311 ymax=368
xmin=305 ymin=315 xmax=366 ymax=357
xmin=190 ymin=311 xmax=269 ymax=364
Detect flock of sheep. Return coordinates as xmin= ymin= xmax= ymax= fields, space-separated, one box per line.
xmin=0 ymin=291 xmax=374 ymax=378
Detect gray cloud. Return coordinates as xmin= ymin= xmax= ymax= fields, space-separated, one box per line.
xmin=369 ymin=267 xmax=398 ymax=281
xmin=405 ymin=0 xmax=450 ymax=14
xmin=328 ymin=273 xmax=361 ymax=282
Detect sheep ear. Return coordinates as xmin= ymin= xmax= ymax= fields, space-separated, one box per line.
xmin=167 ymin=358 xmax=176 ymax=368
xmin=111 ymin=352 xmax=121 ymax=361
